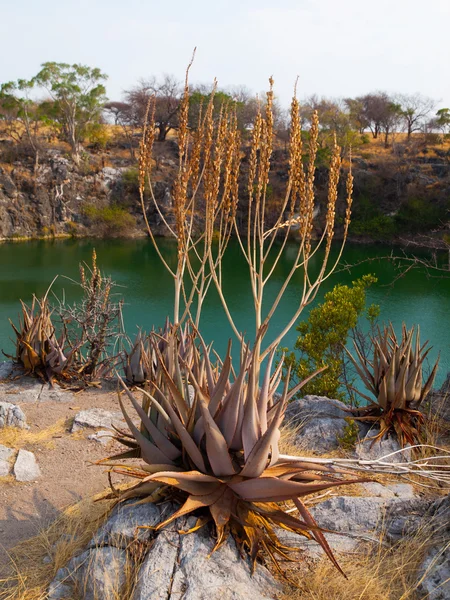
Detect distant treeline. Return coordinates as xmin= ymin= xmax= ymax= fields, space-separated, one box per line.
xmin=1 ymin=62 xmax=450 ymax=166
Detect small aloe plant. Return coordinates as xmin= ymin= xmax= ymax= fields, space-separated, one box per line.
xmin=9 ymin=297 xmax=77 ymax=378
xmin=105 ymin=330 xmax=363 ymax=577
xmin=346 ymin=323 xmax=439 ymax=446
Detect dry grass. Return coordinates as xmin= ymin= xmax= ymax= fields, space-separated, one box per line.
xmin=282 ymin=521 xmax=444 ymax=600
xmin=0 ymin=420 xmax=67 ymax=450
xmin=0 ymin=492 xmax=116 ymax=600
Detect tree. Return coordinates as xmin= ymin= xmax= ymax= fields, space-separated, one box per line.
xmin=433 ymin=108 xmax=450 ymax=135
xmin=301 ymin=96 xmax=360 ymax=156
xmin=380 ymin=101 xmax=402 ymax=148
xmin=283 ymin=275 xmax=379 ymax=402
xmin=353 ymin=93 xmax=393 ymax=139
xmin=344 ymin=97 xmax=370 ymax=133
xmin=125 ymin=75 xmax=181 ymax=141
xmin=0 ymin=78 xmax=43 ymax=166
xmin=34 ymin=62 xmax=108 ymax=164
xmin=397 ymin=94 xmax=435 ymax=138
xmin=103 ymin=101 xmax=137 ymax=159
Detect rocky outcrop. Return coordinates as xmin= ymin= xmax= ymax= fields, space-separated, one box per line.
xmin=48 ymin=501 xmax=281 ymax=600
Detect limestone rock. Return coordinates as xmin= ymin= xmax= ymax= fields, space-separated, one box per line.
xmin=0 ymin=401 xmax=28 ymax=429
xmin=310 ymin=496 xmax=388 ymax=533
xmin=133 ymin=516 xmax=282 ymax=600
xmin=87 ymin=430 xmax=114 ymax=445
xmin=71 ymin=408 xmax=125 ymax=433
xmin=416 ymin=495 xmax=450 ymax=600
xmin=284 ymin=395 xmax=367 ymax=453
xmin=355 ymin=433 xmax=411 ymax=463
xmin=285 ymin=395 xmax=351 ymax=421
xmin=0 ymin=444 xmax=13 ymax=462
xmin=13 ymin=449 xmax=41 ymax=481
xmin=90 ymin=500 xmax=167 ymax=548
xmin=50 ymin=547 xmax=128 ymax=600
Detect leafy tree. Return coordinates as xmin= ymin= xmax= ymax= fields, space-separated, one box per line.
xmin=0 ymin=78 xmax=44 ymax=164
xmin=434 ymin=108 xmax=450 ymax=135
xmin=283 ymin=275 xmax=379 ymax=402
xmin=34 ymin=62 xmax=108 ymax=164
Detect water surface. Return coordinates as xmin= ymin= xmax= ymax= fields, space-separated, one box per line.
xmin=0 ymin=238 xmax=448 ymax=387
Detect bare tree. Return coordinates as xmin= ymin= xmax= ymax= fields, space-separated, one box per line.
xmin=126 ymin=75 xmax=181 ymax=141
xmin=397 ymin=93 xmax=435 ymax=138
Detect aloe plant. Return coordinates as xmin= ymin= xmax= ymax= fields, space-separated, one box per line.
xmin=9 ymin=297 xmax=77 ymax=378
xmin=105 ymin=331 xmax=362 ymax=576
xmin=346 ymin=323 xmax=439 ymax=446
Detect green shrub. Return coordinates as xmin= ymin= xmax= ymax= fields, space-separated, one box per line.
xmin=394 ymin=197 xmax=444 ymax=233
xmin=283 ymin=275 xmax=379 ymax=402
xmin=337 ymin=418 xmax=360 ymax=450
xmin=350 ymin=215 xmax=396 ymax=238
xmin=82 ymin=203 xmax=136 ymax=237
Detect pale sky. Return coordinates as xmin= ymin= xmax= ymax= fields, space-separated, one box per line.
xmin=1 ymin=0 xmax=449 ymax=110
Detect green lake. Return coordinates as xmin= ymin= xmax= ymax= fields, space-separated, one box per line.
xmin=0 ymin=238 xmax=449 ymax=387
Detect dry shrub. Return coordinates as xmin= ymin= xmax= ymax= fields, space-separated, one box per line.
xmin=0 ymin=492 xmax=115 ymax=600
xmin=282 ymin=521 xmax=443 ymax=600
xmin=0 ymin=420 xmax=67 ymax=450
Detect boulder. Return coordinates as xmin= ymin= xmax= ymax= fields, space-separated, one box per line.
xmin=0 ymin=401 xmax=28 ymax=429
xmin=13 ymin=449 xmax=41 ymax=482
xmin=355 ymin=433 xmax=411 ymax=463
xmin=0 ymin=444 xmax=13 ymax=475
xmin=71 ymin=408 xmax=125 ymax=433
xmin=284 ymin=395 xmax=367 ymax=453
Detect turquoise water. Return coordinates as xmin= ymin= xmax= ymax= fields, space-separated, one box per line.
xmin=0 ymin=238 xmax=449 ymax=387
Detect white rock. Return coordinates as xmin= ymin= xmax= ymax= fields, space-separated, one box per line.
xmin=0 ymin=460 xmax=11 ymax=477
xmin=0 ymin=444 xmax=13 ymax=462
xmin=71 ymin=408 xmax=125 ymax=433
xmin=13 ymin=449 xmax=41 ymax=481
xmin=87 ymin=430 xmax=114 ymax=445
xmin=355 ymin=434 xmax=411 ymax=463
xmin=0 ymin=401 xmax=28 ymax=429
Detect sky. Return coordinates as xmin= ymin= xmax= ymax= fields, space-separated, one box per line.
xmin=1 ymin=0 xmax=450 ymax=110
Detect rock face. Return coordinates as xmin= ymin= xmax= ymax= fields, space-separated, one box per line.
xmin=71 ymin=408 xmax=125 ymax=433
xmin=0 ymin=401 xmax=28 ymax=429
xmin=13 ymin=449 xmax=41 ymax=482
xmin=416 ymin=495 xmax=450 ymax=600
xmin=49 ymin=501 xmax=281 ymax=600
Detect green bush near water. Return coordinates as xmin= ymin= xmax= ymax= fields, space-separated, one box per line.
xmin=283 ymin=274 xmax=379 ymax=403
xmin=82 ymin=203 xmax=136 ymax=236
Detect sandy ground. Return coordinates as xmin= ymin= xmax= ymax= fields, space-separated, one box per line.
xmin=0 ymin=380 xmax=131 ymax=573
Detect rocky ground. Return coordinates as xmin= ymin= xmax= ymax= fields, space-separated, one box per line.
xmin=1 ymin=361 xmax=449 ymax=599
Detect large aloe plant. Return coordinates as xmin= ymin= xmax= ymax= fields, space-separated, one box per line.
xmin=106 ymin=331 xmax=362 ymax=576
xmin=346 ymin=323 xmax=439 ymax=446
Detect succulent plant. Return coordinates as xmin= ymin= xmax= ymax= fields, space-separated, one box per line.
xmin=346 ymin=323 xmax=439 ymax=446
xmin=9 ymin=297 xmax=77 ymax=378
xmin=106 ymin=332 xmax=362 ymax=576
xmin=124 ymin=320 xmax=195 ymax=386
